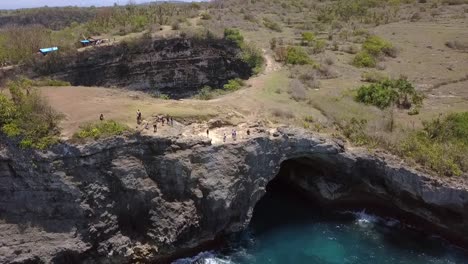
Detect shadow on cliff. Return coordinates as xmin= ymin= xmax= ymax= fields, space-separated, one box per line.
xmin=0 ymin=137 xmax=86 ymax=234
xmin=31 ymin=37 xmax=253 ymax=99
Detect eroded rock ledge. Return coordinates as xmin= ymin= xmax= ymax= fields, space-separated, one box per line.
xmin=0 ymin=128 xmax=467 ymax=263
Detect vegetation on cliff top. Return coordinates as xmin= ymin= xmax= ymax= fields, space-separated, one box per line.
xmin=73 ymin=120 xmax=130 ymax=140
xmin=398 ymin=112 xmax=468 ymax=176
xmin=0 ymin=78 xmax=63 ymax=149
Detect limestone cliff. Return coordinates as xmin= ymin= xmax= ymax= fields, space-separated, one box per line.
xmin=32 ymin=38 xmax=252 ymax=99
xmin=0 ymin=128 xmax=467 ymax=263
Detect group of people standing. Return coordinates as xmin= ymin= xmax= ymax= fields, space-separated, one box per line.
xmin=207 ymin=128 xmax=251 ymax=143
xmin=136 ymin=109 xmax=174 ymax=133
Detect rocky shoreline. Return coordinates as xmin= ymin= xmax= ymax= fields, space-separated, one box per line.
xmin=1 ymin=127 xmax=467 ymax=263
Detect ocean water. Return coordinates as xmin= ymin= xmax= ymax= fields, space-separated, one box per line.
xmin=174 ymin=186 xmax=468 ymax=264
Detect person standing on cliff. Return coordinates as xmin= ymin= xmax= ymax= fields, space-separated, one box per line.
xmin=153 ymin=123 xmax=157 ymax=133
xmin=206 ymin=128 xmax=210 ymax=138
xmin=136 ymin=110 xmax=142 ymax=124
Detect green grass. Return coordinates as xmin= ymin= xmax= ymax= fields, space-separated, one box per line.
xmin=0 ymin=78 xmax=63 ymax=149
xmin=398 ymin=112 xmax=468 ymax=177
xmin=73 ymin=120 xmax=129 ymax=140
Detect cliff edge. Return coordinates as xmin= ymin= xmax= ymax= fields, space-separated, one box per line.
xmin=1 ymin=127 xmax=467 ymax=263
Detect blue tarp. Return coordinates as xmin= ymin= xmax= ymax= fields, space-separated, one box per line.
xmin=39 ymin=47 xmax=59 ymax=54
xmin=80 ymin=40 xmax=91 ymax=44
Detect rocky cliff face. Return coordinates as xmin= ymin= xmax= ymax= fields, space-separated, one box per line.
xmin=1 ymin=128 xmax=467 ymax=263
xmin=33 ymin=38 xmax=252 ymax=99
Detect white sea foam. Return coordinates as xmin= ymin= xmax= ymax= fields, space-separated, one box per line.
xmin=351 ymin=209 xmax=379 ymax=228
xmin=172 ymin=251 xmax=234 ymax=264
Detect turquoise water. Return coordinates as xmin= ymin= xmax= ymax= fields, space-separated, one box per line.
xmin=174 ymin=186 xmax=468 ymax=264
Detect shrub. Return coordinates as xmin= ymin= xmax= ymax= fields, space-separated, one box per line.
xmin=0 ymin=94 xmax=17 ymax=125
xmin=355 ymin=78 xmax=423 ymax=109
xmin=201 ymin=12 xmax=212 ymax=20
xmin=272 ymin=108 xmax=294 ymax=119
xmin=223 ymin=79 xmax=244 ymax=91
xmin=286 ymin=46 xmax=314 ymax=65
xmin=263 ymin=17 xmax=283 ymax=32
xmin=317 ymin=64 xmax=339 ymax=79
xmin=74 ymin=120 xmax=129 ymax=140
xmin=398 ymin=112 xmax=468 ymax=176
xmin=352 ymin=51 xmax=376 ymax=67
xmin=312 ymin=39 xmax=327 ymax=54
xmin=241 ymin=42 xmax=264 ymax=75
xmin=224 ymin=28 xmax=264 ymax=74
xmin=289 ymin=79 xmax=308 ymax=101
xmin=343 ymin=45 xmax=360 ymax=54
xmin=196 ymin=86 xmax=215 ymax=100
xmin=361 ymin=71 xmax=388 ymax=83
xmin=362 ymin=35 xmax=395 ymax=57
xmin=341 ymin=118 xmax=370 ymax=146
xmin=2 ymin=123 xmax=21 ymax=137
xmin=1 ymin=79 xmax=63 ymax=149
xmin=171 ymin=22 xmax=181 ymax=30
xmin=324 ymin=57 xmax=335 ymax=65
xmin=31 ymin=78 xmax=71 ymax=87
xmin=224 ymin=28 xmax=244 ymax=46
xmin=301 ymin=32 xmax=316 ymax=46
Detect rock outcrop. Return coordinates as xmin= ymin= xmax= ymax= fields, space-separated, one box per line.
xmin=1 ymin=128 xmax=467 ymax=263
xmin=33 ymin=37 xmax=252 ymax=99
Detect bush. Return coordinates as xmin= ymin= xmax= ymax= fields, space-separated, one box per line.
xmin=74 ymin=120 xmax=129 ymax=140
xmin=361 ymin=71 xmax=388 ymax=83
xmin=171 ymin=22 xmax=181 ymax=30
xmin=312 ymin=39 xmax=327 ymax=54
xmin=241 ymin=42 xmax=264 ymax=75
xmin=398 ymin=113 xmax=468 ymax=176
xmin=272 ymin=108 xmax=294 ymax=119
xmin=224 ymin=28 xmax=264 ymax=74
xmin=341 ymin=118 xmax=370 ymax=146
xmin=362 ymin=35 xmax=397 ymax=57
xmin=201 ymin=12 xmax=212 ymax=20
xmin=352 ymin=51 xmax=376 ymax=67
xmin=31 ymin=78 xmax=71 ymax=87
xmin=286 ymin=46 xmax=314 ymax=65
xmin=301 ymin=32 xmax=316 ymax=46
xmin=196 ymin=86 xmax=216 ymax=100
xmin=223 ymin=79 xmax=244 ymax=91
xmin=0 ymin=79 xmax=64 ymax=149
xmin=355 ymin=78 xmax=423 ymax=109
xmin=353 ymin=35 xmax=396 ymax=67
xmin=289 ymin=79 xmax=308 ymax=101
xmin=0 ymin=94 xmax=17 ymax=125
xmin=317 ymin=64 xmax=339 ymax=79
xmin=224 ymin=28 xmax=244 ymax=45
xmin=343 ymin=45 xmax=360 ymax=54
xmin=263 ymin=17 xmax=283 ymax=32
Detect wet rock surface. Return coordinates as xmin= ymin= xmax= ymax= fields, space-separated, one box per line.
xmin=0 ymin=128 xmax=467 ymax=263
